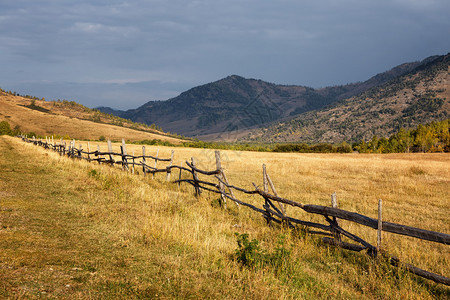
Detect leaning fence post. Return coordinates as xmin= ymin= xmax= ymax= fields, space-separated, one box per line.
xmin=331 ymin=192 xmax=341 ymax=242
xmin=215 ymin=150 xmax=227 ymax=207
xmin=153 ymin=149 xmax=159 ymax=179
xmin=262 ymin=164 xmax=272 ymax=224
xmin=222 ymin=170 xmax=238 ymax=207
xmin=377 ymin=199 xmax=383 ymax=254
xmin=121 ymin=138 xmax=128 ymax=171
xmin=142 ymin=146 xmax=146 ymax=176
xmin=191 ymin=157 xmax=201 ymax=196
xmin=166 ymin=150 xmax=174 ymax=181
xmin=132 ymin=150 xmax=135 ymax=174
xmin=178 ymin=160 xmax=183 ymax=188
xmin=266 ymin=172 xmax=286 ymax=216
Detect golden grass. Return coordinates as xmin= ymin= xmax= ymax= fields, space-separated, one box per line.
xmin=1 ymin=136 xmax=449 ymax=298
xmin=0 ymin=92 xmax=183 ymax=143
xmin=101 ymin=142 xmax=450 ymax=275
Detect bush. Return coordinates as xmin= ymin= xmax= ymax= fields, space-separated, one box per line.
xmin=0 ymin=120 xmax=13 ymax=135
xmin=235 ymin=233 xmax=264 ymax=268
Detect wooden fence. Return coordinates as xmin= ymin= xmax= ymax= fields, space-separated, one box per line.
xmin=21 ymin=136 xmax=450 ymax=285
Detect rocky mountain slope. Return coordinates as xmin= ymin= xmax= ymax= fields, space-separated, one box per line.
xmin=101 ymin=56 xmax=436 ymax=138
xmin=242 ymin=54 xmax=449 ymax=143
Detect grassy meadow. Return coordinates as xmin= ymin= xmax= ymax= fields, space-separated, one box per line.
xmin=0 ymin=92 xmax=183 ymax=143
xmin=0 ymin=135 xmax=449 ymax=298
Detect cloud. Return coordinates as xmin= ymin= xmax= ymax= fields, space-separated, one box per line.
xmin=0 ymin=0 xmax=449 ymax=110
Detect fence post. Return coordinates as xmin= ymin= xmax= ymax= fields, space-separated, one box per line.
xmin=87 ymin=142 xmax=91 ymax=161
xmin=97 ymin=145 xmax=101 ymax=164
xmin=166 ymin=150 xmax=174 ymax=181
xmin=142 ymin=146 xmax=146 ymax=176
xmin=215 ymin=150 xmax=227 ymax=207
xmin=262 ymin=164 xmax=272 ymax=225
xmin=377 ymin=199 xmax=383 ymax=254
xmin=191 ymin=157 xmax=201 ymax=196
xmin=222 ymin=170 xmax=238 ymax=207
xmin=132 ymin=150 xmax=135 ymax=174
xmin=107 ymin=139 xmax=114 ymax=165
xmin=266 ymin=172 xmax=286 ymax=216
xmin=153 ymin=149 xmax=159 ymax=179
xmin=71 ymin=139 xmax=75 ymax=158
xmin=121 ymin=139 xmax=128 ymax=171
xmin=178 ymin=160 xmax=183 ymax=188
xmin=331 ymin=192 xmax=341 ymax=242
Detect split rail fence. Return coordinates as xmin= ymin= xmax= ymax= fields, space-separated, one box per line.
xmin=21 ymin=136 xmax=450 ymax=285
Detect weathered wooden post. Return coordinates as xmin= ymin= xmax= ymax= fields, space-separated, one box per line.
xmin=121 ymin=138 xmax=128 ymax=171
xmin=262 ymin=164 xmax=272 ymax=224
xmin=215 ymin=150 xmax=227 ymax=207
xmin=166 ymin=150 xmax=174 ymax=181
xmin=132 ymin=150 xmax=135 ymax=174
xmin=153 ymin=149 xmax=159 ymax=179
xmin=71 ymin=139 xmax=75 ymax=158
xmin=107 ymin=139 xmax=114 ymax=165
xmin=377 ymin=199 xmax=383 ymax=254
xmin=263 ymin=164 xmax=268 ymax=192
xmin=266 ymin=172 xmax=285 ymax=216
xmin=142 ymin=146 xmax=146 ymax=176
xmin=178 ymin=160 xmax=183 ymax=188
xmin=97 ymin=145 xmax=101 ymax=164
xmin=331 ymin=192 xmax=341 ymax=242
xmin=87 ymin=142 xmax=91 ymax=161
xmin=222 ymin=170 xmax=238 ymax=207
xmin=191 ymin=157 xmax=201 ymax=196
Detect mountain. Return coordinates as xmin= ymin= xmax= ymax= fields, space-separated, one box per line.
xmin=100 ymin=57 xmax=435 ymax=138
xmin=97 ymin=54 xmax=448 ymax=141
xmin=241 ymin=53 xmax=449 ymax=143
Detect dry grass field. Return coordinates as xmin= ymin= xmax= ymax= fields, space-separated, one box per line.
xmin=1 ymin=135 xmax=449 ymax=298
xmin=0 ymin=92 xmax=183 ymax=143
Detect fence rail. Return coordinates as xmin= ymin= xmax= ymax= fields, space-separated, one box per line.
xmin=21 ymin=135 xmax=450 ymax=285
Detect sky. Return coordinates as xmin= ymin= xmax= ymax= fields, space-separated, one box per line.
xmin=1 ymin=0 xmax=449 ymax=110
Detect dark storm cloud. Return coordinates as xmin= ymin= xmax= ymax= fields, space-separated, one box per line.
xmin=1 ymin=0 xmax=449 ymax=109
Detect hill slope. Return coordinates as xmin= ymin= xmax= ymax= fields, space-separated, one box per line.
xmin=104 ymin=57 xmax=433 ymax=137
xmin=242 ymin=53 xmax=449 ymax=143
xmin=0 ymin=91 xmax=184 ymax=143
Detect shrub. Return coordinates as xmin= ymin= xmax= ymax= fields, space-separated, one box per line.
xmin=0 ymin=120 xmax=13 ymax=135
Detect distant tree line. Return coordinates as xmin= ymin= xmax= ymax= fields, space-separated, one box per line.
xmin=354 ymin=119 xmax=449 ymax=153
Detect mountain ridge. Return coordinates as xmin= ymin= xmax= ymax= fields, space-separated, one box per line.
xmin=97 ymin=53 xmax=448 ymax=141
xmin=240 ymin=53 xmax=449 ymax=143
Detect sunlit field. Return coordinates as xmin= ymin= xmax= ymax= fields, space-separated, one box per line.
xmin=1 ymin=136 xmax=449 ymax=298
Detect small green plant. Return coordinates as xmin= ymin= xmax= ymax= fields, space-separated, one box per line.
xmin=235 ymin=233 xmax=293 ymax=271
xmin=99 ymin=135 xmax=106 ymax=141
xmin=235 ymin=233 xmax=264 ymax=268
xmin=88 ymin=169 xmax=99 ymax=179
